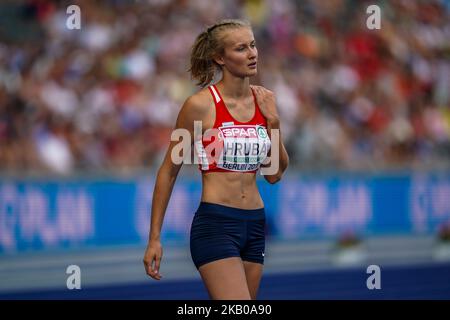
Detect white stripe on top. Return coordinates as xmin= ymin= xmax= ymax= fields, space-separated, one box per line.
xmin=210 ymin=85 xmax=221 ymax=104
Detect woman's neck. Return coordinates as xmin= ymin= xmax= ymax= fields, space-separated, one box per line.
xmin=216 ymin=74 xmax=250 ymax=100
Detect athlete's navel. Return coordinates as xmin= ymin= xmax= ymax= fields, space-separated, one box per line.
xmin=240 ymin=176 xmax=246 ymax=199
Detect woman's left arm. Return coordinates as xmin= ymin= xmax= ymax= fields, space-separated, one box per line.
xmin=264 ymin=118 xmax=289 ymax=184
xmin=251 ymin=85 xmax=289 ymax=184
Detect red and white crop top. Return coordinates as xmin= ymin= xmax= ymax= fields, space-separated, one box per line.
xmin=195 ymin=84 xmax=271 ymax=173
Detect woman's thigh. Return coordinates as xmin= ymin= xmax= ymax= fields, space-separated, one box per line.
xmin=198 ymin=257 xmax=251 ymax=300
xmin=243 ymin=261 xmax=263 ymax=300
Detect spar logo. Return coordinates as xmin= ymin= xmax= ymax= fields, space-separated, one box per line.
xmin=219 ymin=125 xmax=259 ymax=139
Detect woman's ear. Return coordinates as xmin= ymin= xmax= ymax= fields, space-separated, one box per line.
xmin=213 ymin=54 xmax=225 ymax=67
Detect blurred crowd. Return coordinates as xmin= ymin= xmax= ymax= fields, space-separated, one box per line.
xmin=0 ymin=0 xmax=449 ymax=175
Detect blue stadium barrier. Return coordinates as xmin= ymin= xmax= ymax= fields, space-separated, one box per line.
xmin=1 ymin=171 xmax=450 ymax=254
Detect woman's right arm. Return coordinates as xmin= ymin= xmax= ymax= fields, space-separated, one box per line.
xmin=143 ymin=93 xmax=209 ymax=280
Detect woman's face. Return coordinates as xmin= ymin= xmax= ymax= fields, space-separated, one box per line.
xmin=217 ymin=27 xmax=258 ymax=78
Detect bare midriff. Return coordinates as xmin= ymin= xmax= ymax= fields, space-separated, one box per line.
xmin=201 ymin=171 xmax=264 ymax=209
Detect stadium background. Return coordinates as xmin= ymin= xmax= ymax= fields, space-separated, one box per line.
xmin=1 ymin=0 xmax=450 ymax=299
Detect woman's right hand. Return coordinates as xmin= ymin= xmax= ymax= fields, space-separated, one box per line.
xmin=143 ymin=240 xmax=163 ymax=280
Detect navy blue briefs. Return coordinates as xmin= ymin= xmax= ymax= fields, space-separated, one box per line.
xmin=190 ymin=202 xmax=266 ymax=269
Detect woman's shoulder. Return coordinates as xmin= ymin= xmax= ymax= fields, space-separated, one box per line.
xmin=250 ymin=84 xmax=273 ymax=93
xmin=182 ymin=87 xmax=213 ymax=115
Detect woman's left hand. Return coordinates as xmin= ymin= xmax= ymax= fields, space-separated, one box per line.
xmin=251 ymin=85 xmax=280 ymax=125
